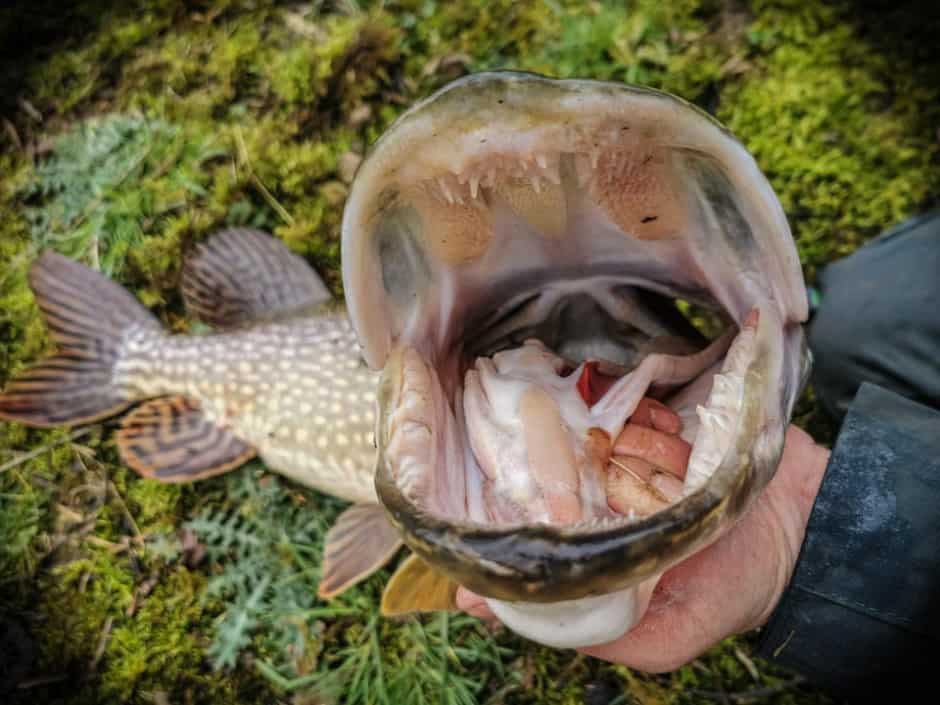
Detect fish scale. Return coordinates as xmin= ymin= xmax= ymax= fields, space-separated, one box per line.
xmin=114 ymin=317 xmax=380 ymax=503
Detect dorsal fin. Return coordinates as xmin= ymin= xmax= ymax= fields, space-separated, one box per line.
xmin=180 ymin=228 xmax=332 ymax=330
xmin=115 ymin=396 xmax=256 ymax=482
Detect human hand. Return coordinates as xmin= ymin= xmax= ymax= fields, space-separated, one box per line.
xmin=457 ymin=410 xmax=831 ymax=672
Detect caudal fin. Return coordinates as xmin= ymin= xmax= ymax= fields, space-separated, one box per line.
xmin=0 ymin=251 xmax=161 ymax=428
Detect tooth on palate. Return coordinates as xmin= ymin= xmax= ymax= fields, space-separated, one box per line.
xmin=574 ymin=154 xmax=593 ymax=186
xmin=496 ymin=176 xmax=566 ymax=239
xmin=437 ymin=178 xmax=454 ymax=204
xmin=544 ymin=163 xmax=561 ymax=185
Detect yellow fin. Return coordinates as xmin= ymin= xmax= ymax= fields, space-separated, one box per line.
xmin=380 ymin=553 xmax=460 ymax=616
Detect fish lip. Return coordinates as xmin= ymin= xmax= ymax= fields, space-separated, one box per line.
xmin=344 ymin=70 xmax=810 ymax=601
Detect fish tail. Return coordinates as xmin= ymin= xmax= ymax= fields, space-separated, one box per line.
xmin=0 ymin=251 xmax=163 ymax=427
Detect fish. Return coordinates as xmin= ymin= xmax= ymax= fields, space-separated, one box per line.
xmin=0 ymin=227 xmax=402 ymax=600
xmin=340 ymin=71 xmax=811 ymax=649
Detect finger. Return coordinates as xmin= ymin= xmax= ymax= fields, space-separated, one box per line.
xmin=456 ymin=587 xmax=496 ymax=619
xmin=606 ymin=457 xmax=675 ymax=516
xmin=629 ymin=397 xmax=682 ymax=435
xmin=613 ymin=424 xmax=691 ymax=477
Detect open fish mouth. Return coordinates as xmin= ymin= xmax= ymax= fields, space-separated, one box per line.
xmin=341 ymin=71 xmax=809 ymax=641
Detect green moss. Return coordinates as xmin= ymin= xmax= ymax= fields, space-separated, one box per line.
xmin=1 ymin=0 xmax=938 ymax=703
xmin=719 ymin=0 xmax=940 ymax=280
xmin=99 ymin=568 xmax=216 ymax=703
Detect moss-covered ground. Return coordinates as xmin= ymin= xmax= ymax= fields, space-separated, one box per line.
xmin=1 ymin=0 xmax=938 ymax=703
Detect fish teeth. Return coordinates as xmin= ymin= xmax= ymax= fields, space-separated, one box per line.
xmin=590 ymin=149 xmax=600 ymax=169
xmin=535 ymin=153 xmax=548 ymax=169
xmin=574 ymin=154 xmax=593 ymax=186
xmin=530 ymin=174 xmax=541 ymax=193
xmin=469 ymin=174 xmax=480 ymax=199
xmin=710 ymin=373 xmax=741 ymax=405
xmin=696 ymin=404 xmax=719 ymax=432
xmin=437 ymin=177 xmax=454 ymax=204
xmin=543 ymin=164 xmax=561 ymax=185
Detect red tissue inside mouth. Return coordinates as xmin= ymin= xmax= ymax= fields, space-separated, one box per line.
xmin=575 ymin=361 xmax=619 ymax=408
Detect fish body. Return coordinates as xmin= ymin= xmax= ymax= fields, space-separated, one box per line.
xmin=116 ymin=315 xmax=378 ymax=503
xmin=0 ymin=228 xmax=399 ymax=597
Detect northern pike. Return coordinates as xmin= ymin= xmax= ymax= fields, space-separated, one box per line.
xmin=0 ymin=71 xmax=810 ymax=652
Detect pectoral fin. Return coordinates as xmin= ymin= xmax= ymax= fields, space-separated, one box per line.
xmin=115 ymin=396 xmax=256 ymax=482
xmin=318 ymin=504 xmax=403 ymax=599
xmin=380 ymin=554 xmax=460 ymax=616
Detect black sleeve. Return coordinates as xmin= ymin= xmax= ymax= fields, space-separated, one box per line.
xmin=754 ymin=382 xmax=940 ymax=702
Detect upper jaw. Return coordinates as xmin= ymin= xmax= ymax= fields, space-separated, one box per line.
xmin=341 ymin=70 xmax=806 ymax=371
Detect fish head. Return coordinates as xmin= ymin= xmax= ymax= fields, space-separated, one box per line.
xmin=340 ymin=71 xmax=810 ymax=648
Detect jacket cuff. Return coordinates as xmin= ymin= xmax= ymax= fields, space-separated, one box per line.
xmin=754 ymin=382 xmax=940 ymax=700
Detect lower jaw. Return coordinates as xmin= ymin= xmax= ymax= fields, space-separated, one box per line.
xmin=485 ymin=576 xmax=659 ymax=649
xmin=385 ymin=308 xmax=758 ymax=529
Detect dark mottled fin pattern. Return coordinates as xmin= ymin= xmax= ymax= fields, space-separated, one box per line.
xmin=0 ymin=251 xmax=161 ymax=427
xmin=380 ymin=554 xmax=460 ymax=616
xmin=180 ymin=228 xmax=332 ymax=330
xmin=115 ymin=396 xmax=255 ymax=482
xmin=318 ymin=504 xmax=403 ymax=599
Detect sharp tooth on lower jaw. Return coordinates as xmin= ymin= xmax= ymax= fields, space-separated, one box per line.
xmin=387 ymin=348 xmax=454 ymax=505
xmin=683 ymin=316 xmax=758 ymax=495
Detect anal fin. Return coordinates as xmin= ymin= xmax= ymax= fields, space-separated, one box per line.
xmin=318 ymin=504 xmax=403 ymax=599
xmin=115 ymin=396 xmax=255 ymax=482
xmin=380 ymin=554 xmax=460 ymax=616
